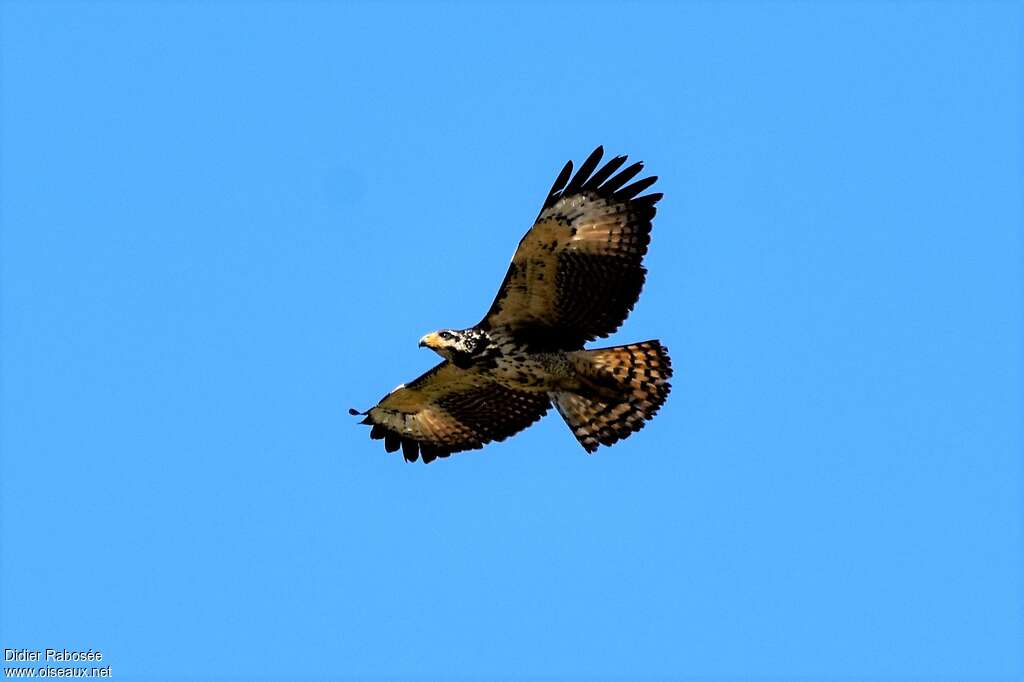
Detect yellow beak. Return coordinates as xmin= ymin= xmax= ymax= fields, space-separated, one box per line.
xmin=419 ymin=332 xmax=442 ymax=350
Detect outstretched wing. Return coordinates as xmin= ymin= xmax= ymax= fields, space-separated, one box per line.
xmin=478 ymin=146 xmax=663 ymax=351
xmin=353 ymin=362 xmax=550 ymax=463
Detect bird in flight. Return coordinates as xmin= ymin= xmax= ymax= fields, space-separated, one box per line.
xmin=350 ymin=146 xmax=672 ymax=463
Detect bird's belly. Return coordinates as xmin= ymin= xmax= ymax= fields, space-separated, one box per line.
xmin=487 ymin=352 xmax=574 ymax=392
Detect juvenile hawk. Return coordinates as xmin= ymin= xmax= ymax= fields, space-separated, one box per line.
xmin=350 ymin=146 xmax=672 ymax=463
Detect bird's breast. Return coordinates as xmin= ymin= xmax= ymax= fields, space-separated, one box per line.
xmin=486 ymin=351 xmax=573 ymax=392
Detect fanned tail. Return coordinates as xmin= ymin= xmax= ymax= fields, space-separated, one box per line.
xmin=551 ymin=340 xmax=672 ymax=453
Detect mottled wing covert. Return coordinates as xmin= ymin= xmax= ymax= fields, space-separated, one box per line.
xmin=354 ymin=362 xmax=550 ymax=463
xmin=479 ymin=146 xmax=663 ymax=351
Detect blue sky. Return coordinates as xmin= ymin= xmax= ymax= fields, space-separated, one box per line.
xmin=1 ymin=2 xmax=1021 ymax=680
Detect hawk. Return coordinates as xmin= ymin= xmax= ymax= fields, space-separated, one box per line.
xmin=350 ymin=146 xmax=672 ymax=463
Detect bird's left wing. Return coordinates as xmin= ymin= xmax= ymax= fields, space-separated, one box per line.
xmin=352 ymin=361 xmax=551 ymax=463
xmin=478 ymin=146 xmax=663 ymax=351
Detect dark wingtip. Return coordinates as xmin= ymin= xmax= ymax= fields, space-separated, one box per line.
xmin=401 ymin=438 xmax=419 ymax=463
xmin=552 ymin=159 xmax=573 ymax=191
xmin=348 ymin=408 xmax=360 ymax=416
xmin=542 ymin=158 xmax=574 ymax=211
xmin=616 ymin=175 xmax=658 ymax=200
xmin=564 ymin=145 xmax=605 ymax=195
xmin=602 ymin=161 xmax=644 ymax=193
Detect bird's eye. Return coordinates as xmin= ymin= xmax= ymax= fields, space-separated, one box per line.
xmin=439 ymin=331 xmax=451 ymax=340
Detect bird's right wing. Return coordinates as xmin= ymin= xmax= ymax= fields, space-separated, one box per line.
xmin=352 ymin=361 xmax=550 ymax=463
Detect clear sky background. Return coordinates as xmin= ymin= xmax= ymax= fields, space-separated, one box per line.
xmin=2 ymin=2 xmax=1021 ymax=680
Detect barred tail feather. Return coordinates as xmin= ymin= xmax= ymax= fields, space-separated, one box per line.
xmin=552 ymin=340 xmax=672 ymax=453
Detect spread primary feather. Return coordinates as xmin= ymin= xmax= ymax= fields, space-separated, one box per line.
xmin=353 ymin=146 xmax=673 ymax=463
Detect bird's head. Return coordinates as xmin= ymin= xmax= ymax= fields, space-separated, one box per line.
xmin=419 ymin=329 xmax=471 ymax=358
xmin=418 ymin=328 xmax=490 ymax=367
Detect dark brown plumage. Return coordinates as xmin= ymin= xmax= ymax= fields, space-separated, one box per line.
xmin=352 ymin=147 xmax=671 ymax=462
